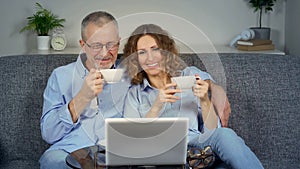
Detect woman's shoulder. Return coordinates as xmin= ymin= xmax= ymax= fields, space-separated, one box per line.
xmin=186 ymin=66 xmax=203 ymax=72
xmin=184 ymin=66 xmax=212 ymax=80
xmin=183 ymin=66 xmax=206 ymax=74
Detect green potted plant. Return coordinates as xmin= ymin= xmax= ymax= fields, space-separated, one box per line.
xmin=248 ymin=0 xmax=277 ymax=40
xmin=20 ymin=2 xmax=65 ymax=50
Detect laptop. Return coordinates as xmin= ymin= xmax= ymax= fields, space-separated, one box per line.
xmin=105 ymin=117 xmax=189 ymax=166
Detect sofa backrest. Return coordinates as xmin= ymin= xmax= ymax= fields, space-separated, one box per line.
xmin=186 ymin=53 xmax=300 ymax=169
xmin=0 ymin=55 xmax=77 ymax=165
xmin=219 ymin=53 xmax=300 ymax=168
xmin=0 ymin=53 xmax=299 ymax=169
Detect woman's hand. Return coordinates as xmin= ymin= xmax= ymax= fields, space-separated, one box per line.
xmin=193 ymin=74 xmax=209 ymax=101
xmin=157 ymin=83 xmax=181 ymax=103
xmin=146 ymin=83 xmax=181 ymax=118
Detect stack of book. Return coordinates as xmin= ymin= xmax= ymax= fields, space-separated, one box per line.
xmin=236 ymin=39 xmax=275 ymax=51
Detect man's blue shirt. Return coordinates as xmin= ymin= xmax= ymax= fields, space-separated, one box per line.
xmin=40 ymin=54 xmax=130 ymax=153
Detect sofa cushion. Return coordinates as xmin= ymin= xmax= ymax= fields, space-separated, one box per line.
xmin=0 ymin=160 xmax=38 ymax=169
xmin=219 ymin=53 xmax=300 ymax=169
xmin=179 ymin=53 xmax=300 ymax=168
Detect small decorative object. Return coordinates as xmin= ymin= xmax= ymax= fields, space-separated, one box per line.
xmin=37 ymin=36 xmax=51 ymax=50
xmin=187 ymin=146 xmax=215 ymax=169
xmin=20 ymin=2 xmax=65 ymax=50
xmin=51 ymin=28 xmax=67 ymax=51
xmin=248 ymin=0 xmax=277 ymax=39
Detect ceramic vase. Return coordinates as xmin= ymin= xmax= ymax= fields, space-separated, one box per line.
xmin=37 ymin=36 xmax=50 ymax=50
xmin=250 ymin=27 xmax=271 ymax=40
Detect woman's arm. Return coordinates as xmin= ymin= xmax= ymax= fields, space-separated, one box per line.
xmin=188 ymin=66 xmax=231 ymax=127
xmin=194 ymin=75 xmax=218 ymax=130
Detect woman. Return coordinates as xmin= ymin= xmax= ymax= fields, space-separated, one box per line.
xmin=121 ymin=24 xmax=263 ymax=169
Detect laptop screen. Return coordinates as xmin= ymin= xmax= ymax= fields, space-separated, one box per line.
xmin=105 ymin=117 xmax=188 ymax=166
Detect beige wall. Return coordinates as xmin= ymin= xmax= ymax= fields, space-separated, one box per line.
xmin=0 ymin=0 xmax=286 ymax=56
xmin=285 ymin=0 xmax=300 ymax=56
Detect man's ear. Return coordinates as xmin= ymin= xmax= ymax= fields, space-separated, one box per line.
xmin=79 ymin=39 xmax=85 ymax=47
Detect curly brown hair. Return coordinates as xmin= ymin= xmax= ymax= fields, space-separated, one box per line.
xmin=122 ymin=24 xmax=185 ymax=85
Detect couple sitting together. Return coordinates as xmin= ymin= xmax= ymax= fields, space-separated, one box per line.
xmin=39 ymin=11 xmax=263 ymax=169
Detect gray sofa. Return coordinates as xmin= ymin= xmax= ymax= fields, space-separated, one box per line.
xmin=0 ymin=53 xmax=299 ymax=169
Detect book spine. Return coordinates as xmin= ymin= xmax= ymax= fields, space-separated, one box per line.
xmin=237 ymin=44 xmax=275 ymax=51
xmin=237 ymin=40 xmax=272 ymax=46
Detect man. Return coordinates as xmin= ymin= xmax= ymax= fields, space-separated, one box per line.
xmin=39 ymin=11 xmax=230 ymax=168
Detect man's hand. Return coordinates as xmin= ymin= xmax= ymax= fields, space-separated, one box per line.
xmin=69 ymin=68 xmax=104 ymax=122
xmin=209 ymin=82 xmax=231 ymax=127
xmin=80 ymin=68 xmax=104 ymax=101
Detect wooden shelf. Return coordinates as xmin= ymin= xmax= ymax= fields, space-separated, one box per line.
xmin=26 ymin=45 xmax=285 ymax=55
xmin=28 ymin=47 xmax=82 ymax=55
xmin=215 ymin=45 xmax=285 ymax=55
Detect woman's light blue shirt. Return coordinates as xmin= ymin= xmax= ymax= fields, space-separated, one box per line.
xmin=123 ymin=66 xmax=220 ymax=140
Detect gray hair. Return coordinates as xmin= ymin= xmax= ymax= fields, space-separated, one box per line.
xmin=81 ymin=11 xmax=118 ymax=41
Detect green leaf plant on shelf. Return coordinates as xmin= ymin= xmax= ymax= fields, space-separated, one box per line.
xmin=248 ymin=0 xmax=277 ymax=40
xmin=20 ymin=2 xmax=66 ymax=50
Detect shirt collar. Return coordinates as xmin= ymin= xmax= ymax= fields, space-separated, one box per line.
xmin=74 ymin=53 xmax=89 ymax=79
xmin=141 ymin=78 xmax=153 ymax=91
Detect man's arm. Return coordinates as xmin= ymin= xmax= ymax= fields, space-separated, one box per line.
xmin=206 ymin=80 xmax=231 ymax=127
xmin=41 ymin=72 xmax=77 ymax=144
xmin=41 ymin=68 xmax=104 ymax=143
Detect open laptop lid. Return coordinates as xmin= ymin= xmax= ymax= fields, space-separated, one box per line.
xmin=105 ymin=117 xmax=188 ymax=166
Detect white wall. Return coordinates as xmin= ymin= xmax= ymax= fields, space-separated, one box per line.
xmin=0 ymin=0 xmax=286 ymax=56
xmin=285 ymin=0 xmax=300 ymax=56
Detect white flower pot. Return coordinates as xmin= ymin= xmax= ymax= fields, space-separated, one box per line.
xmin=37 ymin=36 xmax=50 ymax=50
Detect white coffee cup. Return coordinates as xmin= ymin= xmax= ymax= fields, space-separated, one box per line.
xmin=171 ymin=75 xmax=195 ymax=90
xmin=99 ymin=69 xmax=124 ymax=83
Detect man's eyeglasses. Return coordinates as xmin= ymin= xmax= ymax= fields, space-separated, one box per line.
xmin=84 ymin=41 xmax=119 ymax=52
xmin=186 ymin=146 xmax=215 ymax=168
